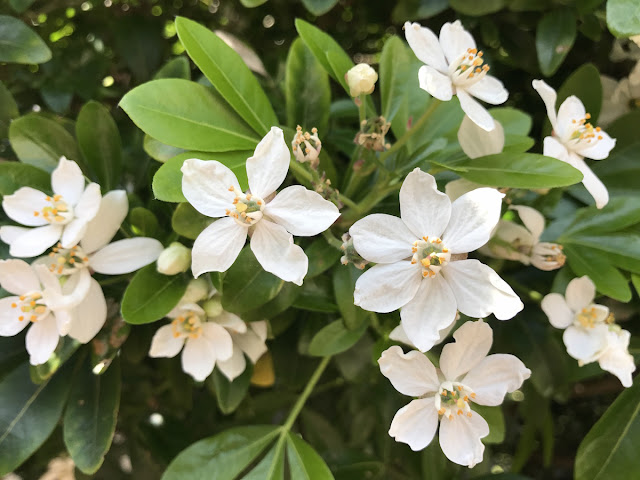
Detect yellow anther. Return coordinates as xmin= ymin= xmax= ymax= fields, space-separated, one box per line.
xmin=422 ymin=271 xmax=429 ymax=278
xmin=442 ymin=390 xmax=447 ymax=395
xmin=463 ymin=396 xmax=468 ymax=401
xmin=19 ymin=295 xmax=25 ymax=301
xmin=236 ymin=203 xmax=248 ymax=213
xmin=55 ymin=215 xmax=65 ymax=222
xmin=45 ymin=196 xmax=51 ymax=201
xmin=34 ymin=211 xmax=39 ymax=216
xmin=30 ymin=315 xmax=37 ymax=321
xmin=470 ymin=393 xmax=476 ymax=399
xmin=30 ymin=301 xmax=36 ymax=307
xmin=69 ymin=258 xmax=75 ymax=264
xmin=423 ymin=236 xmax=429 ymax=241
xmin=11 ymin=303 xmax=17 ymax=308
xmin=585 ymin=113 xmax=591 ymax=119
xmin=467 ymin=412 xmax=472 ymax=418
xmin=438 ymin=408 xmax=445 ymax=415
xmin=57 ymin=257 xmax=66 ymax=264
xmin=421 ymin=258 xmax=431 ymax=267
xmin=35 ymin=306 xmax=46 ymax=314
xmin=449 ymin=415 xmax=453 ymax=420
xmin=173 ymin=332 xmax=180 ymax=338
xmin=18 ymin=316 xmax=24 ymax=321
xmin=53 ymin=194 xmax=62 ymax=201
xmin=457 ymin=410 xmax=463 ymax=415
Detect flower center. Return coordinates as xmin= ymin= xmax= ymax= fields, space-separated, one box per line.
xmin=33 ymin=194 xmax=74 ymax=225
xmin=225 ymin=186 xmax=264 ymax=227
xmin=450 ymin=48 xmax=490 ymax=87
xmin=434 ymin=382 xmax=476 ymax=421
xmin=531 ymin=243 xmax=566 ymax=270
xmin=568 ymin=113 xmax=604 ymax=148
xmin=292 ymin=125 xmax=322 ymax=168
xmin=46 ymin=243 xmax=90 ymax=275
xmin=10 ymin=291 xmax=50 ymax=323
xmin=411 ymin=236 xmax=451 ymax=278
xmin=171 ymin=310 xmax=205 ymax=339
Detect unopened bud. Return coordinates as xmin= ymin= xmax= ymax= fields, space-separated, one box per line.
xmin=157 ymin=242 xmax=191 ymax=275
xmin=345 ymin=63 xmax=378 ymax=97
xmin=202 ymin=297 xmax=223 ymax=318
xmin=182 ymin=278 xmax=211 ymax=304
xmin=531 ymin=242 xmax=565 ymax=271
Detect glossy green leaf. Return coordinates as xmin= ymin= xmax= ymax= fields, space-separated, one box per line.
xmin=490 ymin=107 xmax=532 ymax=136
xmin=286 ymin=432 xmax=335 ymax=479
xmin=171 ymin=202 xmax=213 ymax=239
xmin=606 ymin=0 xmax=640 ymax=37
xmin=241 ymin=444 xmax=285 ymax=479
xmin=129 ymin=207 xmax=159 ymax=238
xmin=144 ymin=135 xmax=186 ymax=163
xmin=293 ymin=277 xmax=338 ymax=313
xmin=222 ymin=247 xmax=285 ymax=314
xmin=0 ymin=162 xmax=50 ymax=198
xmin=301 ymin=0 xmax=338 ymax=16
xmin=536 ymin=10 xmax=576 ymax=76
xmin=0 ymin=81 xmax=18 ymax=139
xmin=286 ymin=38 xmax=330 ymax=134
xmin=0 ymin=15 xmax=51 ymax=64
xmin=76 ymin=101 xmax=122 ymax=191
xmin=161 ymin=425 xmax=281 ymax=480
xmin=120 ymin=79 xmax=259 ymax=152
xmin=241 ymin=282 xmax=301 ymax=323
xmin=392 ymin=0 xmax=448 ymax=23
xmin=175 ymin=17 xmax=278 ymax=135
xmin=561 ymin=198 xmax=640 ymax=236
xmin=380 ymin=36 xmax=412 ymax=124
xmin=555 ymin=63 xmax=602 ymax=125
xmin=240 ymin=0 xmax=269 ymax=6
xmin=0 ymin=362 xmax=72 ymax=475
xmin=563 ymin=233 xmax=640 ymax=274
xmin=63 ymin=357 xmax=121 ymax=474
xmin=121 ymin=265 xmax=188 ymax=324
xmin=30 ymin=336 xmax=80 ymax=384
xmin=575 ymin=380 xmax=640 ymax=479
xmin=332 ymin=265 xmax=367 ymax=330
xmin=308 ymin=318 xmax=368 ymax=357
xmin=306 ymin=238 xmax=342 ymax=279
xmin=449 ymin=0 xmax=505 ymax=15
xmin=154 ymin=56 xmax=191 ymax=80
xmin=9 ymin=114 xmax=81 ymax=172
xmin=474 ymin=405 xmax=505 ymax=444
xmin=207 ymin=364 xmax=253 ymax=415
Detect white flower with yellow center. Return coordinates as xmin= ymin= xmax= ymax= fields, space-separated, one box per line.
xmin=0 ymin=157 xmax=101 ymax=257
xmin=379 ymin=321 xmax=530 ymax=467
xmin=404 ymin=21 xmax=508 ymax=131
xmin=541 ymin=276 xmax=635 ymax=387
xmin=350 ymin=168 xmax=523 ymax=352
xmin=0 ymin=259 xmax=91 ymax=365
xmin=181 ymin=127 xmax=340 ymax=285
xmin=532 ymin=80 xmax=616 ymax=209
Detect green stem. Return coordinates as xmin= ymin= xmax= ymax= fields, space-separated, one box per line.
xmin=322 ymin=230 xmax=344 ymax=251
xmin=289 ymin=159 xmax=314 ymax=183
xmin=282 ymin=356 xmax=331 ymax=432
xmin=358 ymin=94 xmax=366 ymax=125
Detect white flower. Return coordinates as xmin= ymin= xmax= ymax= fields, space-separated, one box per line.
xmin=379 ymin=321 xmax=530 ymax=467
xmin=345 ymin=63 xmax=378 ymax=97
xmin=532 ymin=80 xmax=616 ymax=209
xmin=181 ymin=127 xmax=340 ymax=285
xmin=541 ymin=276 xmax=635 ymax=387
xmin=599 ymin=61 xmax=640 ymax=126
xmin=0 ymin=259 xmax=91 ymax=365
xmin=404 ymin=21 xmax=508 ymax=131
xmin=0 ymin=157 xmax=101 ymax=257
xmin=350 ymin=168 xmax=523 ymax=352
xmin=157 ymin=242 xmax=191 ymax=275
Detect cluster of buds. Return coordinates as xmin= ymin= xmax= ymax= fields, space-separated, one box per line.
xmin=292 ymin=125 xmax=321 ymax=170
xmin=355 ymin=116 xmax=391 ymax=152
xmin=314 ymin=172 xmax=343 ymax=209
xmin=340 ymin=232 xmax=369 ymax=270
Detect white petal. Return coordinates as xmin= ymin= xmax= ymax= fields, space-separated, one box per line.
xmin=462 ymin=354 xmax=531 ymax=406
xmin=541 ymin=293 xmax=574 ymax=329
xmin=26 ymin=314 xmax=59 ymax=365
xmin=444 ymin=179 xmax=482 ymax=202
xmin=349 ymin=214 xmax=415 ymax=263
xmin=181 ymin=336 xmax=216 ymax=381
xmin=81 ymin=190 xmax=128 ymax=254
xmin=400 ymin=168 xmax=451 ymax=239
xmin=149 ymin=324 xmax=185 ymax=358
xmin=566 ymin=153 xmax=609 ymax=209
xmin=250 ymin=220 xmax=308 ymax=286
xmin=543 ymin=136 xmax=571 ymax=162
xmin=181 ymin=159 xmax=240 ymax=218
xmin=263 ymin=186 xmax=340 ymax=236
xmin=389 ymin=397 xmax=439 ymax=451
xmin=2 ymin=187 xmax=50 ymax=226
xmin=510 ymin=205 xmax=545 ymax=241
xmin=466 ymin=76 xmax=508 ymax=105
xmin=354 ymin=261 xmax=422 ymax=313
xmin=378 ymin=345 xmax=439 ymax=396
xmin=9 ymin=224 xmax=63 ymax=258
xmin=55 ymin=309 xmax=73 ymax=336
xmin=250 ymin=321 xmax=268 ymax=342
xmin=442 ymin=188 xmax=504 ymax=254
xmin=74 ymin=183 xmax=101 ymax=220
xmin=191 ymin=217 xmax=247 ymax=277
xmin=563 ymin=324 xmax=608 ymax=362
xmin=89 ymin=237 xmax=164 ymax=275
xmin=440 ymin=320 xmax=493 ymax=381
xmin=66 ymin=278 xmax=107 ymax=343
xmin=60 ymin=219 xmax=88 ymax=249
xmin=418 ymin=65 xmax=453 ymax=101
xmin=0 ymin=259 xmax=41 ymax=295
xmin=400 ymin=274 xmax=458 ymax=352
xmin=457 ymin=89 xmax=495 ymax=132
xmin=565 ymin=276 xmax=596 ymax=311
xmin=439 ymin=20 xmax=476 ymax=65
xmin=556 ymin=96 xmax=586 ymax=140
xmin=201 ymin=322 xmax=234 ymax=362
xmin=216 ymin=345 xmax=247 ymax=381
xmin=0 ymin=297 xmax=31 ymax=336
xmin=577 ymin=130 xmax=616 ymax=160
xmin=42 ymin=267 xmax=91 ymax=312
xmin=233 ymin=327 xmax=267 ymax=364
xmin=246 ymin=127 xmax=290 ymax=199
xmin=0 ymin=225 xmax=30 ymax=245
xmin=439 ymin=412 xmax=488 ymax=468
xmin=51 ymin=157 xmax=85 ymax=206
xmin=599 ymin=330 xmax=635 ymax=388
xmin=457 ymin=115 xmax=504 ymax=159
xmin=214 ymin=311 xmax=247 ymax=333
xmin=404 ymin=22 xmax=448 ymax=72
xmin=532 ymin=79 xmax=558 ymax=130
xmin=442 ymin=260 xmax=523 ymax=320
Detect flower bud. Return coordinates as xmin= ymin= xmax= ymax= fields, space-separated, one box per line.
xmin=345 ymin=63 xmax=378 ymax=97
xmin=202 ymin=297 xmax=223 ymax=318
xmin=182 ymin=278 xmax=210 ymax=304
xmin=157 ymin=242 xmax=191 ymax=275
xmin=292 ymin=125 xmax=321 ymax=169
xmin=531 ymin=242 xmax=566 ymax=271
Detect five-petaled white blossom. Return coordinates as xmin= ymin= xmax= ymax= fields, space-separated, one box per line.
xmin=181 ymin=127 xmax=340 ymax=285
xmin=379 ymin=321 xmax=530 ymax=467
xmin=0 ymin=157 xmax=101 ymax=257
xmin=404 ymin=21 xmax=508 ymax=131
xmin=350 ymin=168 xmax=523 ymax=352
xmin=532 ymin=80 xmax=616 ymax=209
xmin=541 ymin=276 xmax=635 ymax=387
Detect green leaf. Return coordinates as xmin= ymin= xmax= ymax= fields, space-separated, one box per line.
xmin=606 ymin=0 xmax=640 ymax=37
xmin=563 ymin=233 xmax=640 ymax=274
xmin=154 ymin=56 xmax=191 ymax=80
xmin=0 ymin=15 xmax=51 ymax=64
xmin=171 ymin=203 xmax=213 ymax=239
xmin=0 ymin=162 xmax=50 ymax=198
xmin=575 ymin=380 xmax=640 ymax=480
xmin=301 ymin=0 xmax=338 ymax=15
xmin=449 ymin=0 xmax=505 ymax=15
xmin=536 ymin=10 xmax=576 ymax=76
xmin=144 ymin=135 xmax=187 ymax=163
xmin=286 ymin=432 xmax=335 ymax=479
xmin=207 ymin=364 xmax=253 ymax=415
xmin=9 ymin=114 xmax=81 ymax=172
xmin=0 ymin=362 xmax=72 ymax=475
xmin=30 ymin=336 xmax=80 ymax=384
xmin=332 ymin=265 xmax=367 ymax=330
xmin=239 ymin=0 xmax=269 ymax=8
xmin=308 ymin=319 xmax=368 ymax=357
xmin=0 ymin=81 xmax=18 ymax=139
xmin=286 ymin=38 xmax=330 ymax=134
xmin=63 ymin=357 xmax=121 ymax=474
xmin=632 ymin=274 xmax=640 ymax=296
xmin=293 ymin=277 xmax=338 ymax=313
xmin=473 ymin=405 xmax=505 ymax=444
xmin=241 ymin=444 xmax=285 ymax=479
xmin=606 ymin=112 xmax=640 ymax=152
xmin=555 ymin=63 xmax=602 ymax=125
xmin=121 ymin=265 xmax=188 ymax=324
xmin=161 ymin=425 xmax=281 ymax=480
xmin=380 ymin=36 xmax=412 ymax=124
xmin=241 ymin=282 xmax=301 ymax=323
xmin=175 ymin=17 xmax=278 ymax=135
xmin=129 ymin=207 xmax=159 ymax=237
xmin=76 ymin=101 xmax=122 ymax=191
xmin=9 ymin=0 xmax=37 ymax=13
xmin=438 ymin=153 xmax=583 ymax=188
xmin=306 ymin=238 xmax=342 ymax=279
xmin=120 ymin=79 xmax=259 ymax=152
xmin=561 ymin=197 xmax=640 ymax=236
xmin=222 ymin=247 xmax=285 ymax=314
